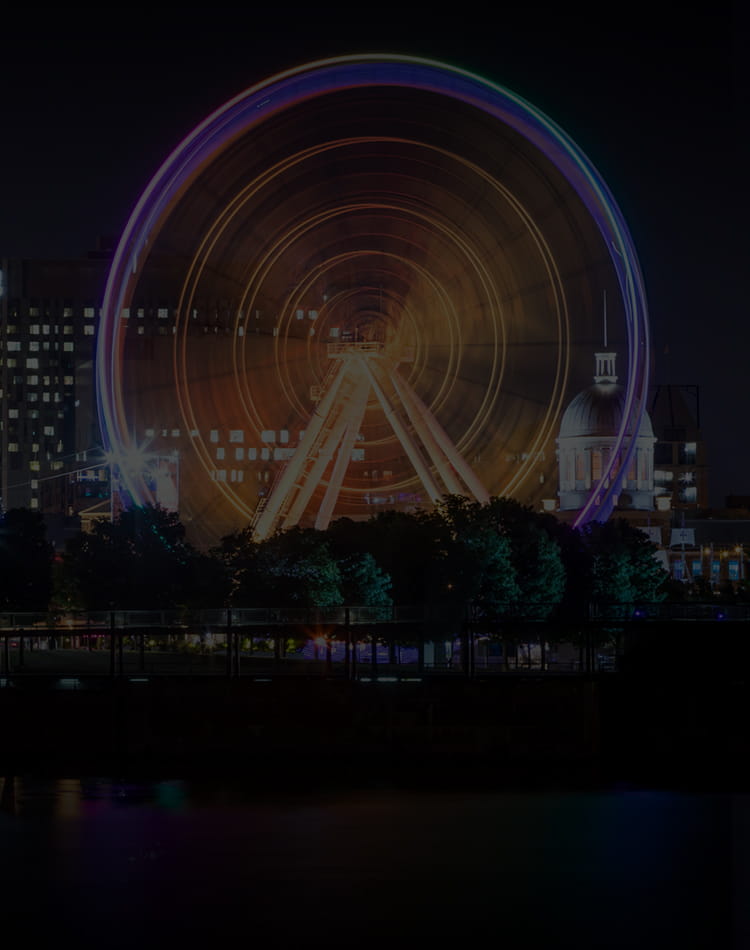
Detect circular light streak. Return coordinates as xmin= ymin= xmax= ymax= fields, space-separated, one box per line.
xmin=97 ymin=54 xmax=650 ymax=541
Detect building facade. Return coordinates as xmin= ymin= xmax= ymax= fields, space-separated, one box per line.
xmin=0 ymin=252 xmax=111 ymax=519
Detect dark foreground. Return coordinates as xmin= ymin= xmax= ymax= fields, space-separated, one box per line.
xmin=2 ymin=671 xmax=748 ymax=792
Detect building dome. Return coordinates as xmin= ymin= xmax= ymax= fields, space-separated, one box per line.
xmin=559 ymin=380 xmax=654 ymax=440
xmin=556 ymin=351 xmax=656 ymax=513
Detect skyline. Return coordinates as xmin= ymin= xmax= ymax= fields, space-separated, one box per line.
xmin=2 ymin=6 xmax=742 ymax=507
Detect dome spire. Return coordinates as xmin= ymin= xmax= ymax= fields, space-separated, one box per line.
xmin=594 ymin=290 xmax=617 ymax=382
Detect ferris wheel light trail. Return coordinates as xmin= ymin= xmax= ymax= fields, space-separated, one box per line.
xmin=97 ymin=55 xmax=650 ymax=543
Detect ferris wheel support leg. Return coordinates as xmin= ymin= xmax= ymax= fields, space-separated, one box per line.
xmin=253 ymin=361 xmax=348 ymax=540
xmin=361 ymin=358 xmax=443 ymax=505
xmin=385 ymin=366 xmax=463 ymax=497
xmin=314 ymin=375 xmax=371 ymax=531
xmin=391 ymin=367 xmax=490 ymax=505
xmin=281 ymin=375 xmax=362 ymax=530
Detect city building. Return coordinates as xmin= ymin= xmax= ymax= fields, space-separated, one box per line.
xmin=0 ymin=249 xmax=111 ymax=531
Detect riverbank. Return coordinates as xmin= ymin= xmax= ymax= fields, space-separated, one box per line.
xmin=2 ymin=672 xmax=747 ymax=791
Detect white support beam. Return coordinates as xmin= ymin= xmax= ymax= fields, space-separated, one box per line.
xmin=361 ymin=358 xmax=443 ymax=504
xmin=253 ymin=360 xmax=348 ymax=540
xmin=314 ymin=369 xmax=371 ymax=530
xmin=390 ymin=366 xmax=490 ymax=505
xmin=385 ymin=364 xmax=463 ymax=496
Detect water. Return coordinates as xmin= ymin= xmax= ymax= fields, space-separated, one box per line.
xmin=0 ymin=777 xmax=745 ymax=948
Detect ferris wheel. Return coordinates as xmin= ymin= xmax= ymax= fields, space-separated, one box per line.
xmin=97 ymin=55 xmax=650 ymax=547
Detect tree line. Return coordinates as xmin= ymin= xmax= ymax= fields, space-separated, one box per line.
xmin=0 ymin=496 xmax=682 ymax=618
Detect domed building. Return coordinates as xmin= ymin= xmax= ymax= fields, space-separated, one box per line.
xmin=557 ymin=351 xmax=656 ymax=513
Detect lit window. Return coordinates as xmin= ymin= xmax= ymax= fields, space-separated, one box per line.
xmin=63 ymin=308 xmax=73 ymax=318
xmin=26 ymin=357 xmax=39 ymax=369
xmin=30 ymin=498 xmax=38 ymax=510
xmin=27 ymin=375 xmax=38 ymax=385
xmin=83 ymin=307 xmax=94 ymax=318
xmin=121 ymin=309 xmax=130 ymax=319
xmin=29 ymin=341 xmax=39 ymax=351
xmin=8 ymin=443 xmax=18 ymax=452
xmin=29 ymin=461 xmax=40 ymax=471
xmin=7 ymin=341 xmax=21 ymax=352
xmin=8 ymin=409 xmax=18 ymax=419
xmin=63 ymin=342 xmax=74 ymax=352
xmin=171 ymin=429 xmax=180 ymax=437
xmin=29 ymin=325 xmax=40 ymax=335
xmin=158 ymin=308 xmax=169 ymax=319
xmin=44 ymin=426 xmax=54 ymax=436
xmin=63 ymin=325 xmax=73 ymax=335
xmin=30 ymin=480 xmax=38 ymax=489
xmin=84 ymin=325 xmax=95 ymax=336
xmin=63 ymin=376 xmax=74 ymax=385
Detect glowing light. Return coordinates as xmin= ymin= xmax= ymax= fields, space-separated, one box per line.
xmin=97 ymin=55 xmax=649 ymax=541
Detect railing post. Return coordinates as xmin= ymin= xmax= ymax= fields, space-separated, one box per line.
xmin=109 ymin=612 xmax=116 ymax=677
xmin=344 ymin=607 xmax=351 ymax=680
xmin=225 ymin=609 xmax=233 ymax=678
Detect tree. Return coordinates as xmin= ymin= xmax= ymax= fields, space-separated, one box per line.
xmin=62 ymin=504 xmax=217 ymax=609
xmin=224 ymin=526 xmax=342 ymax=609
xmin=582 ymin=518 xmax=669 ymax=614
xmin=431 ymin=495 xmax=520 ymax=618
xmin=0 ymin=508 xmax=53 ymax=610
xmin=338 ymin=552 xmax=393 ymax=609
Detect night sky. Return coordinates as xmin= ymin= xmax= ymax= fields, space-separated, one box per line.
xmin=2 ymin=5 xmax=743 ymax=507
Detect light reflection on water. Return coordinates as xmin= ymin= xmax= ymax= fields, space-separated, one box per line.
xmin=0 ymin=776 xmax=745 ymax=948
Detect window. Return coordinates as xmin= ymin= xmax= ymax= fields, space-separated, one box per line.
xmin=83 ymin=307 xmax=95 ymax=318
xmin=26 ymin=357 xmax=39 ymax=369
xmin=63 ymin=342 xmax=74 ymax=352
xmin=235 ymin=448 xmax=244 ymax=461
xmin=7 ymin=341 xmax=21 ymax=352
xmin=210 ymin=429 xmax=219 ymax=443
xmin=229 ymin=430 xmax=244 ymax=443
xmin=216 ymin=447 xmax=225 ymax=460
xmin=84 ymin=325 xmax=95 ymax=336
xmin=261 ymin=430 xmax=275 ymax=442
